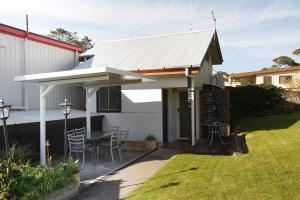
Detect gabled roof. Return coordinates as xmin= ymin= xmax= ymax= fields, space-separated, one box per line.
xmin=0 ymin=23 xmax=82 ymax=52
xmin=231 ymin=66 xmax=300 ymax=78
xmin=79 ymin=29 xmax=223 ymax=71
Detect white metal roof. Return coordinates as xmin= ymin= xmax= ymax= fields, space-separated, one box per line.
xmin=1 ymin=109 xmax=101 ymax=126
xmin=79 ymin=29 xmax=222 ymax=71
xmin=14 ymin=67 xmax=156 ymax=87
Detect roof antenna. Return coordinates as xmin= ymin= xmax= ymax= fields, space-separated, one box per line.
xmin=190 ymin=0 xmax=193 ymax=31
xmin=211 ymin=11 xmax=216 ymax=30
xmin=26 ymin=14 xmax=29 ymax=34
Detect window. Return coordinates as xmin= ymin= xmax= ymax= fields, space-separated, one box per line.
xmin=279 ymin=75 xmax=292 ymax=84
xmin=263 ymin=76 xmax=272 ymax=84
xmin=96 ymin=86 xmax=121 ymax=112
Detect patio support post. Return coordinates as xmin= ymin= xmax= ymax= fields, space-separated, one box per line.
xmin=86 ymin=88 xmax=91 ymax=138
xmin=191 ymin=79 xmax=196 ymax=146
xmin=39 ymin=84 xmax=55 ymax=166
xmin=186 ymin=67 xmax=196 ymax=146
xmin=85 ymin=87 xmax=100 ymax=138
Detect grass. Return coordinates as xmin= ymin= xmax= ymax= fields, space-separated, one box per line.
xmin=127 ymin=112 xmax=300 ymax=200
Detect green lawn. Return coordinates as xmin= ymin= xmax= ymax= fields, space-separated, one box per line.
xmin=127 ymin=112 xmax=300 ymax=200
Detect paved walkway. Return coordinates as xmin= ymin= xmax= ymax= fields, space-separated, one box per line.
xmin=73 ymin=149 xmax=180 ymax=200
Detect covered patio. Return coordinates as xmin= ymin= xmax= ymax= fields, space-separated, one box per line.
xmin=14 ymin=66 xmax=156 ymax=166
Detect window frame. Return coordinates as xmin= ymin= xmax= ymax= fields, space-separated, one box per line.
xmin=96 ymin=86 xmax=122 ymax=113
xmin=263 ymin=76 xmax=272 ymax=85
xmin=279 ymin=75 xmax=292 ymax=84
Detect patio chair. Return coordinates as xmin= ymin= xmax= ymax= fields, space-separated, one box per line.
xmin=66 ymin=129 xmax=75 ymax=151
xmin=207 ymin=122 xmax=226 ymax=146
xmin=68 ymin=134 xmax=93 ymax=166
xmin=67 ymin=129 xmax=75 ymax=137
xmin=97 ymin=132 xmax=121 ymax=165
xmin=108 ymin=126 xmax=119 ymax=133
xmin=119 ymin=129 xmax=130 ymax=155
xmin=75 ymin=127 xmax=86 ymax=136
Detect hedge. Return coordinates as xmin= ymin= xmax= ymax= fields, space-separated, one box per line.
xmin=228 ymin=84 xmax=285 ymax=118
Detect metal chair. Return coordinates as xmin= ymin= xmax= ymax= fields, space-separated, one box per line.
xmin=108 ymin=126 xmax=119 ymax=133
xmin=207 ymin=122 xmax=226 ymax=146
xmin=97 ymin=132 xmax=121 ymax=165
xmin=67 ymin=129 xmax=75 ymax=137
xmin=119 ymin=129 xmax=130 ymax=155
xmin=68 ymin=134 xmax=93 ymax=166
xmin=66 ymin=129 xmax=75 ymax=151
xmin=75 ymin=127 xmax=86 ymax=136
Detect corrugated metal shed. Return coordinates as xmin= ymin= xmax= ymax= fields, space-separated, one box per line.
xmin=79 ymin=29 xmax=222 ymax=71
xmin=0 ymin=30 xmax=84 ymax=109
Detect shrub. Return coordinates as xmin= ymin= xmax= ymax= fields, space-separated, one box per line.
xmin=0 ymin=147 xmax=79 ymax=200
xmin=228 ymin=84 xmax=285 ymax=118
xmin=145 ymin=134 xmax=156 ymax=141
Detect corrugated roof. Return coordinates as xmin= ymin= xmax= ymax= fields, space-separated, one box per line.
xmin=79 ymin=29 xmax=222 ymax=71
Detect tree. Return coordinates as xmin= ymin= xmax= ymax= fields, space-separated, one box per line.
xmin=273 ymin=55 xmax=298 ymax=67
xmin=293 ymin=48 xmax=300 ymax=56
xmin=47 ymin=28 xmax=94 ymax=52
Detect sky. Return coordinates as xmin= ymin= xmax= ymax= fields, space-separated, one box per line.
xmin=0 ymin=0 xmax=299 ymax=73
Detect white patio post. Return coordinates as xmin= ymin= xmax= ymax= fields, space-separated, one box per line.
xmin=86 ymin=88 xmax=91 ymax=138
xmin=85 ymin=87 xmax=100 ymax=138
xmin=40 ymin=84 xmax=55 ymax=166
xmin=191 ymin=78 xmax=196 ymax=146
xmin=186 ymin=67 xmax=196 ymax=146
xmin=40 ymin=86 xmax=46 ymax=166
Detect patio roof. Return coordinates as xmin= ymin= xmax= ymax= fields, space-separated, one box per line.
xmin=14 ymin=66 xmax=156 ymax=87
xmin=14 ymin=66 xmax=156 ymax=166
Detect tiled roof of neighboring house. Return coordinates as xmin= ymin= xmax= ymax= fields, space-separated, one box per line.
xmin=0 ymin=23 xmax=82 ymax=52
xmin=231 ymin=66 xmax=300 ymax=78
xmin=79 ymin=29 xmax=223 ymax=71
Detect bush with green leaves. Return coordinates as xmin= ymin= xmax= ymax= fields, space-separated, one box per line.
xmin=0 ymin=147 xmax=79 ymax=200
xmin=228 ymin=84 xmax=285 ymax=118
xmin=145 ymin=134 xmax=156 ymax=141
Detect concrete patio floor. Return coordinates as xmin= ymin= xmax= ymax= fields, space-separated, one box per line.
xmin=78 ymin=148 xmax=151 ymax=190
xmin=73 ymin=148 xmax=180 ymax=200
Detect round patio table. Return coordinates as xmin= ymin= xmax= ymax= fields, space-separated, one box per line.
xmin=86 ymin=131 xmax=111 ymax=165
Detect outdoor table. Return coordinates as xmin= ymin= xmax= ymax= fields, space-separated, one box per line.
xmin=202 ymin=122 xmax=227 ymax=146
xmin=86 ymin=131 xmax=111 ymax=165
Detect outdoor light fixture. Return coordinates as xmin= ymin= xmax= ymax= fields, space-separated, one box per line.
xmin=0 ymin=99 xmax=12 ymax=154
xmin=59 ymin=98 xmax=72 ymax=162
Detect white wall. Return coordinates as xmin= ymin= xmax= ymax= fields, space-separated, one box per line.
xmin=0 ymin=33 xmax=85 ymax=109
xmin=255 ymin=71 xmax=300 ymax=88
xmin=0 ymin=33 xmax=23 ymax=106
xmin=195 ymin=54 xmax=213 ymax=88
xmin=94 ymin=76 xmax=188 ymax=143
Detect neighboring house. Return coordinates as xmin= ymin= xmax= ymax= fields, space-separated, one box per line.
xmin=230 ymin=66 xmax=300 ymax=88
xmin=15 ymin=28 xmax=224 ymax=166
xmin=0 ymin=23 xmax=84 ymax=110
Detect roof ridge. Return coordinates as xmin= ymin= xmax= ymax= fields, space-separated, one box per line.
xmin=0 ymin=23 xmax=81 ymax=49
xmin=97 ymin=28 xmax=215 ymax=44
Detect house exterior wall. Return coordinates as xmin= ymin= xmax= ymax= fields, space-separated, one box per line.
xmin=0 ymin=32 xmax=84 ymax=109
xmin=91 ymin=59 xmax=213 ymax=143
xmin=195 ymin=54 xmax=212 ymax=87
xmin=91 ymin=76 xmax=188 ymax=143
xmin=255 ymin=70 xmax=300 ymax=88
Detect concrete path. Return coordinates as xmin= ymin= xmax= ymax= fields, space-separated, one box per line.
xmin=72 ymin=149 xmax=180 ymax=200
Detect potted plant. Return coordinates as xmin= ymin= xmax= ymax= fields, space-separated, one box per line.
xmin=145 ymin=134 xmax=157 ymax=150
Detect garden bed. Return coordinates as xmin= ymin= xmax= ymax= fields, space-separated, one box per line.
xmin=45 ymin=181 xmax=78 ymax=200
